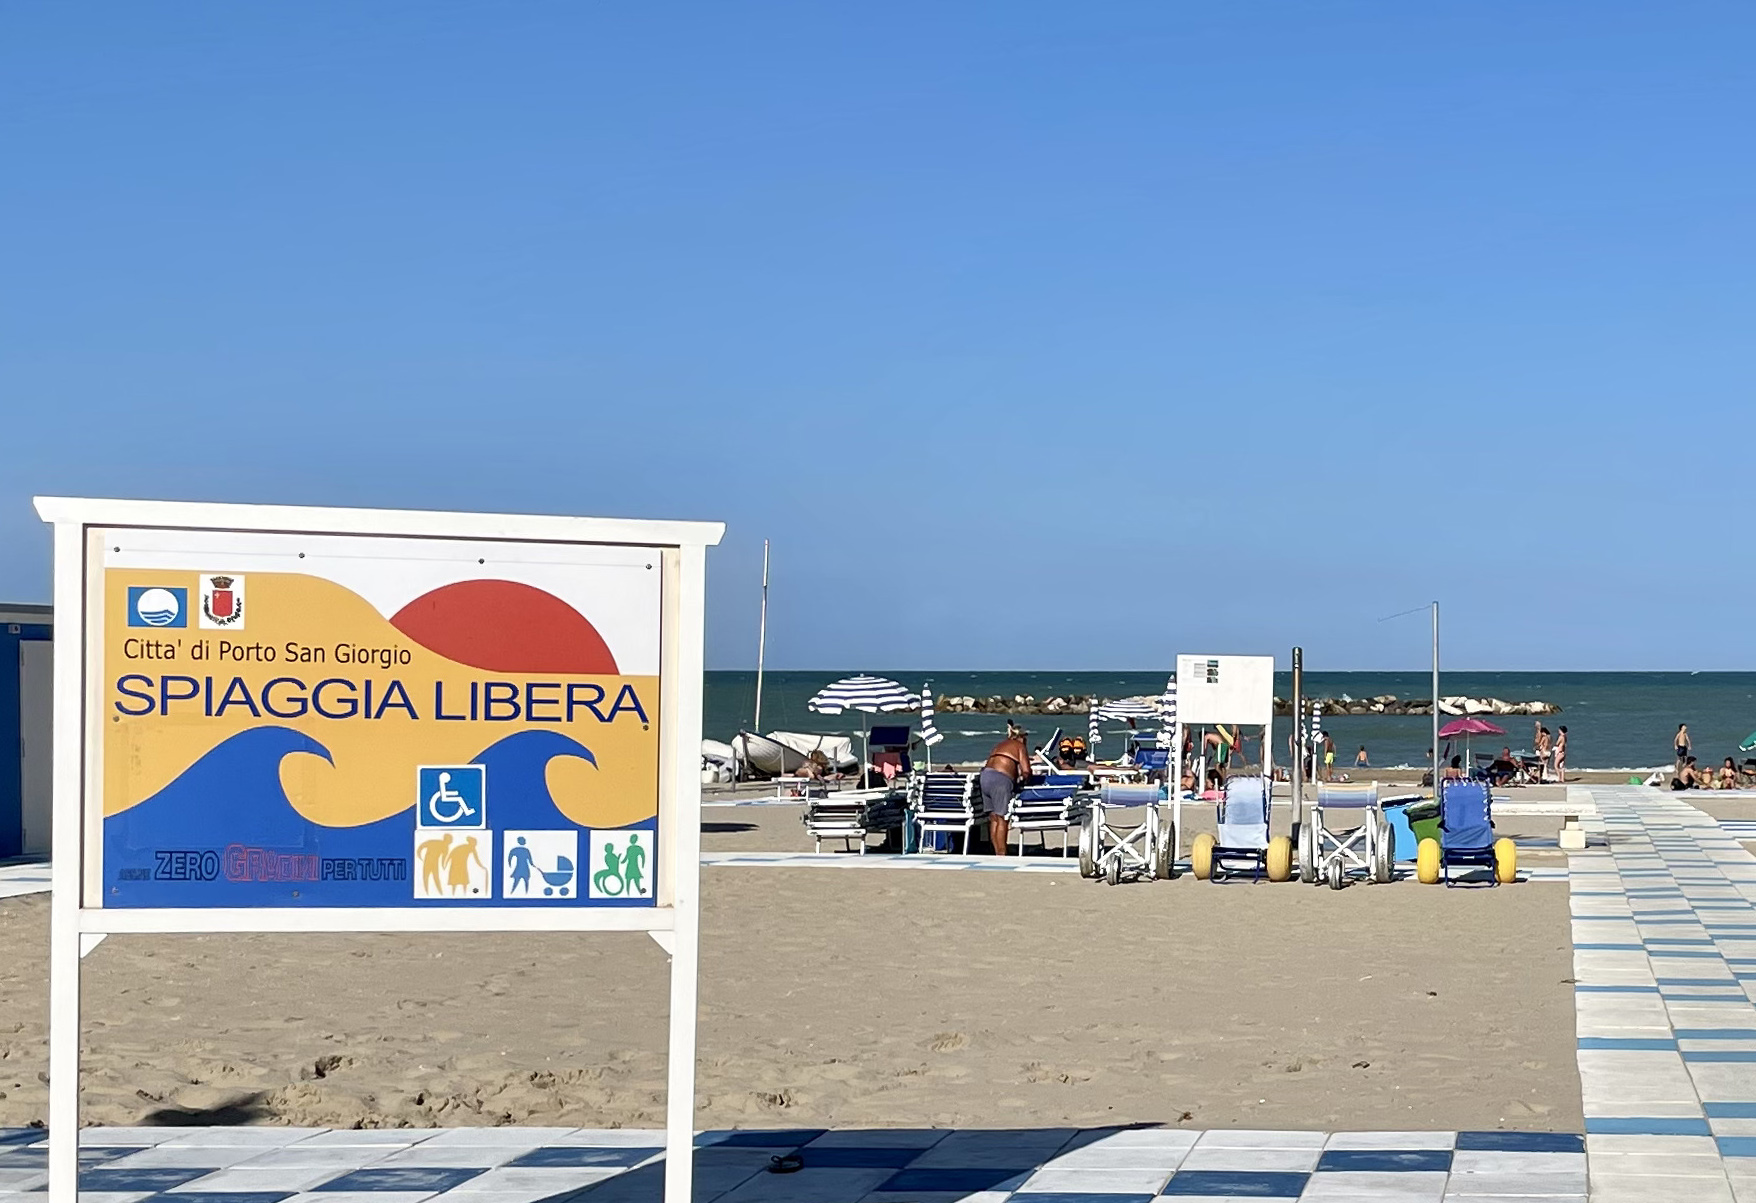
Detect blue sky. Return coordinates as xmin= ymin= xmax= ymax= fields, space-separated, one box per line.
xmin=2 ymin=3 xmax=1750 ymax=670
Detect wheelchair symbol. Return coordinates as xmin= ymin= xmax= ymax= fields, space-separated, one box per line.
xmin=427 ymin=772 xmax=475 ymax=823
xmin=416 ymin=765 xmax=486 ymax=829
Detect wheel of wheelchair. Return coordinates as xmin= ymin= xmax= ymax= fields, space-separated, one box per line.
xmin=1297 ymin=822 xmax=1317 ymax=884
xmin=1494 ymin=836 xmax=1517 ymax=884
xmin=1190 ymin=832 xmax=1215 ymax=881
xmin=1326 ymin=858 xmax=1344 ymax=891
xmin=1266 ymin=835 xmax=1293 ymax=883
xmin=1372 ymin=815 xmax=1394 ymax=883
xmin=1156 ymin=819 xmax=1177 ymax=880
xmin=1105 ymin=855 xmax=1122 ymax=887
xmin=1078 ymin=816 xmax=1097 ymax=879
xmin=1416 ymin=837 xmax=1442 ymax=885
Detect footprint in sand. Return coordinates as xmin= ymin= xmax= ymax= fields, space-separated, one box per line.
xmin=928 ymin=1031 xmax=968 ymax=1053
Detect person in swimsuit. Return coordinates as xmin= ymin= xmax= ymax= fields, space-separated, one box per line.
xmin=1355 ymin=745 xmax=1369 ymax=769
xmin=1534 ymin=726 xmax=1552 ymax=782
xmin=1322 ymin=733 xmax=1336 ymax=782
xmin=1721 ymin=758 xmax=1740 ymax=790
xmin=1553 ymin=726 xmax=1568 ymax=783
xmin=980 ymin=726 xmax=1031 ymax=855
xmin=1675 ymin=724 xmax=1692 ymax=778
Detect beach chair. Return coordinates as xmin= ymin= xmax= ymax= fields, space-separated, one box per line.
xmin=1077 ymin=782 xmax=1172 ymax=885
xmin=1190 ymin=772 xmax=1293 ymax=883
xmin=803 ymin=788 xmax=906 ymax=854
xmin=910 ymin=772 xmax=981 ymax=854
xmin=1299 ymin=782 xmax=1393 ymax=890
xmin=1416 ymin=779 xmax=1516 ymax=886
xmin=1008 ymin=772 xmax=1088 ymax=856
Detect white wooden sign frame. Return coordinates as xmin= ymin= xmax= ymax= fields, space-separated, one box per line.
xmin=1169 ymin=654 xmax=1277 ymax=863
xmin=34 ymin=497 xmax=723 ymax=1203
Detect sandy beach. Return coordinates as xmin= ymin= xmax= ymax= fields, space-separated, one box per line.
xmin=0 ymin=804 xmax=1580 ymax=1134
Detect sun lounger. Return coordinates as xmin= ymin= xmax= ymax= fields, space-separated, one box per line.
xmin=1191 ymin=773 xmax=1292 ymax=883
xmin=1417 ymin=779 xmax=1515 ymax=886
xmin=802 ymin=787 xmax=905 ymax=853
xmin=910 ymin=772 xmax=982 ymax=854
xmin=1077 ymin=782 xmax=1171 ymax=885
xmin=1008 ymin=772 xmax=1088 ymax=856
xmin=1300 ymin=782 xmax=1393 ymax=889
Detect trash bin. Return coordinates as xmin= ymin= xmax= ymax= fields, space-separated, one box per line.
xmin=1385 ymin=797 xmax=1441 ymax=862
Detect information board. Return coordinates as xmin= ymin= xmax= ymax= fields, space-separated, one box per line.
xmin=1174 ymin=653 xmax=1276 ymax=727
xmin=101 ymin=529 xmax=663 ymax=910
xmin=36 ymin=498 xmax=722 ymax=1203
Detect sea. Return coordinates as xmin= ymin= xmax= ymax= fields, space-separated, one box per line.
xmin=705 ymin=671 xmax=1756 ymax=772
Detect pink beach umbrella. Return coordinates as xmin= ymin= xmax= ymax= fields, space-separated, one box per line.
xmin=1438 ymin=716 xmax=1506 ymax=772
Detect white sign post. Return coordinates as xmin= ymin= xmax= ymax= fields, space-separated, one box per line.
xmin=35 ymin=497 xmax=723 ymax=1203
xmin=1170 ymin=654 xmax=1277 ymax=862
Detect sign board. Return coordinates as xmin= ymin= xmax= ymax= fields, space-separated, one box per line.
xmin=1174 ymin=653 xmax=1276 ymax=727
xmin=35 ymin=498 xmax=722 ymax=1203
xmin=101 ymin=529 xmax=662 ymax=910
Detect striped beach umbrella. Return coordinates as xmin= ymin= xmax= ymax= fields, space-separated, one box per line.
xmin=807 ymin=674 xmax=918 ymax=777
xmin=1157 ymin=676 xmax=1178 ymax=748
xmin=806 ymin=675 xmax=918 ymax=715
xmin=919 ymin=684 xmax=943 ymax=747
xmin=1090 ymin=696 xmax=1157 ymax=748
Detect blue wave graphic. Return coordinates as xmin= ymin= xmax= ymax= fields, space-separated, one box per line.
xmin=102 ymin=726 xmax=648 ymax=908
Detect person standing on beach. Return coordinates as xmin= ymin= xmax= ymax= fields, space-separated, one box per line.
xmin=980 ymin=725 xmax=1031 ymax=855
xmin=1553 ymin=726 xmax=1568 ymax=783
xmin=1676 ymin=724 xmax=1693 ymax=777
xmin=1535 ymin=726 xmax=1553 ymax=782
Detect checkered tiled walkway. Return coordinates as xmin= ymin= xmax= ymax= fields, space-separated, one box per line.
xmin=0 ymin=1124 xmax=1588 ymax=1201
xmin=1571 ymin=785 xmax=1756 ymax=1201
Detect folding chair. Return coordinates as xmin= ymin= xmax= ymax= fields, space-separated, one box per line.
xmin=1191 ymin=773 xmax=1292 ymax=883
xmin=1009 ymin=773 xmax=1088 ymax=856
xmin=1417 ymin=779 xmax=1516 ymax=886
xmin=1299 ymin=782 xmax=1393 ymax=889
xmin=910 ymin=772 xmax=981 ymax=854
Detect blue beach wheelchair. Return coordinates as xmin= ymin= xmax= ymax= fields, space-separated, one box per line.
xmin=1190 ymin=772 xmax=1293 ymax=883
xmin=1416 ymin=779 xmax=1516 ymax=886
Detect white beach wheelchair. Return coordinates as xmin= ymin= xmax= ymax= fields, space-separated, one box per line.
xmin=1078 ymin=783 xmax=1174 ymax=885
xmin=1299 ymin=782 xmax=1393 ymax=889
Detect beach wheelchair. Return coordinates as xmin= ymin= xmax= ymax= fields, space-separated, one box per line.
xmin=1416 ymin=779 xmax=1517 ymax=886
xmin=1299 ymin=782 xmax=1393 ymax=890
xmin=1078 ymin=783 xmax=1173 ymax=885
xmin=1190 ymin=772 xmax=1293 ymax=883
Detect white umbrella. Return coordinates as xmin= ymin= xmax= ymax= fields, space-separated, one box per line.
xmin=1157 ymin=676 xmax=1178 ymax=749
xmin=807 ymin=675 xmax=919 ymax=777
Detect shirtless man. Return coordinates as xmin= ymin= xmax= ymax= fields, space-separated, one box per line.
xmin=980 ymin=724 xmax=1031 ymax=855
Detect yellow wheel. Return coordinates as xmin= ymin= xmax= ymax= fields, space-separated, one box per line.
xmin=1416 ymin=837 xmax=1441 ymax=884
xmin=1494 ymin=837 xmax=1517 ymax=884
xmin=1266 ymin=835 xmax=1293 ymax=883
xmin=1191 ymin=833 xmax=1215 ymax=881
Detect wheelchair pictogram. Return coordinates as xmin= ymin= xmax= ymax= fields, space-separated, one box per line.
xmin=416 ymin=765 xmax=487 ymax=829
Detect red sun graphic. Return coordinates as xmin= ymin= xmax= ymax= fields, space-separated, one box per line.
xmin=390 ymin=580 xmax=620 ymax=675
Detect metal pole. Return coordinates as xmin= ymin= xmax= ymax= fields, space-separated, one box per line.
xmin=1431 ymin=601 xmax=1440 ymax=799
xmin=753 ymin=539 xmax=769 ymax=732
xmin=1290 ymin=648 xmax=1303 ymax=841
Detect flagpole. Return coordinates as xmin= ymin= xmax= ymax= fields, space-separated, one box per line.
xmin=1431 ymin=601 xmax=1440 ymax=800
xmin=753 ymin=540 xmax=769 ymax=732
